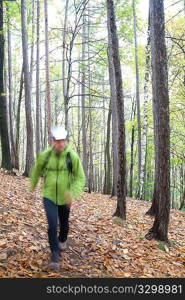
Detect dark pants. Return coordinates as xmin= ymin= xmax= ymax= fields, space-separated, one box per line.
xmin=43 ymin=198 xmax=70 ymax=252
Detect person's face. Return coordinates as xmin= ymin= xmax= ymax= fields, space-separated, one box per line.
xmin=51 ymin=139 xmax=68 ymax=152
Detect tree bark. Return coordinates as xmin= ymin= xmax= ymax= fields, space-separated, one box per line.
xmin=179 ymin=164 xmax=185 ymax=210
xmin=141 ymin=20 xmax=150 ymax=200
xmin=0 ymin=0 xmax=12 ymax=171
xmin=44 ymin=0 xmax=52 ymax=140
xmin=107 ymin=0 xmax=127 ymax=220
xmin=36 ymin=0 xmax=41 ymax=155
xmin=129 ymin=100 xmax=136 ymax=197
xmin=15 ymin=66 xmax=23 ymax=170
xmin=21 ymin=0 xmax=34 ymax=176
xmin=62 ymin=0 xmax=69 ymax=130
xmin=103 ymin=102 xmax=112 ymax=195
xmin=30 ymin=0 xmax=35 ymax=90
xmin=132 ymin=0 xmax=142 ymax=199
xmin=7 ymin=9 xmax=16 ymax=168
xmin=145 ymin=0 xmax=171 ymax=242
xmin=179 ymin=165 xmax=185 ymax=210
xmin=107 ymin=49 xmax=118 ymax=197
xmin=87 ymin=6 xmax=93 ymax=193
xmin=77 ymin=61 xmax=81 ymax=156
xmin=81 ymin=5 xmax=88 ymax=183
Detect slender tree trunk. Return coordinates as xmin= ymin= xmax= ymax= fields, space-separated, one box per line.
xmin=107 ymin=0 xmax=127 ymax=220
xmin=36 ymin=0 xmax=41 ymax=155
xmin=62 ymin=0 xmax=69 ymax=130
xmin=100 ymin=135 xmax=103 ymax=193
xmin=44 ymin=0 xmax=52 ymax=140
xmin=133 ymin=0 xmax=142 ymax=199
xmin=102 ymin=83 xmax=106 ymax=193
xmin=145 ymin=7 xmax=158 ymax=217
xmin=88 ymin=94 xmax=93 ymax=193
xmin=179 ymin=164 xmax=185 ymax=209
xmin=63 ymin=1 xmax=89 ymax=131
xmin=21 ymin=0 xmax=34 ymax=176
xmin=30 ymin=0 xmax=35 ymax=90
xmin=107 ymin=49 xmax=118 ymax=197
xmin=77 ymin=63 xmax=81 ymax=156
xmin=145 ymin=0 xmax=171 ymax=242
xmin=81 ymin=6 xmax=88 ymax=183
xmin=87 ymin=9 xmax=93 ymax=193
xmin=141 ymin=20 xmax=150 ymax=200
xmin=44 ymin=100 xmax=47 ymax=148
xmin=21 ymin=125 xmax=25 ymax=170
xmin=0 ymin=0 xmax=12 ymax=171
xmin=40 ymin=94 xmax=44 ymax=150
xmin=7 ymin=9 xmax=16 ymax=168
xmin=15 ymin=66 xmax=23 ymax=170
xmin=129 ymin=100 xmax=136 ymax=197
xmin=103 ymin=102 xmax=112 ymax=195
xmin=171 ymin=161 xmax=175 ymax=208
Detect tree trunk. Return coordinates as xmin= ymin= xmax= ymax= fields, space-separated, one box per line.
xmin=171 ymin=161 xmax=175 ymax=209
xmin=107 ymin=0 xmax=127 ymax=220
xmin=36 ymin=0 xmax=41 ymax=155
xmin=77 ymin=63 xmax=81 ymax=156
xmin=132 ymin=0 xmax=142 ymax=199
xmin=44 ymin=0 xmax=52 ymax=140
xmin=30 ymin=0 xmax=35 ymax=90
xmin=88 ymin=93 xmax=93 ymax=193
xmin=129 ymin=100 xmax=136 ymax=197
xmin=145 ymin=7 xmax=158 ymax=217
xmin=81 ymin=6 xmax=88 ymax=183
xmin=107 ymin=49 xmax=118 ymax=197
xmin=100 ymin=135 xmax=103 ymax=193
xmin=87 ymin=7 xmax=93 ymax=193
xmin=179 ymin=165 xmax=185 ymax=210
xmin=103 ymin=102 xmax=112 ymax=195
xmin=21 ymin=0 xmax=34 ymax=176
xmin=141 ymin=21 xmax=150 ymax=200
xmin=179 ymin=164 xmax=185 ymax=210
xmin=62 ymin=0 xmax=69 ymax=130
xmin=15 ymin=66 xmax=23 ymax=170
xmin=145 ymin=0 xmax=171 ymax=242
xmin=0 ymin=0 xmax=12 ymax=171
xmin=7 ymin=10 xmax=16 ymax=168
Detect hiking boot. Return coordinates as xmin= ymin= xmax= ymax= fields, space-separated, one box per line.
xmin=48 ymin=251 xmax=60 ymax=270
xmin=58 ymin=241 xmax=67 ymax=252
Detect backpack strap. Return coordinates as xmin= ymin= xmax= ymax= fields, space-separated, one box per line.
xmin=66 ymin=152 xmax=73 ymax=174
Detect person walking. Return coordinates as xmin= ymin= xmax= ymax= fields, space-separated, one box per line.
xmin=30 ymin=126 xmax=85 ymax=269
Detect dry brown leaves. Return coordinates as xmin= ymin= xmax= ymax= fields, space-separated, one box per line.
xmin=0 ymin=171 xmax=184 ymax=278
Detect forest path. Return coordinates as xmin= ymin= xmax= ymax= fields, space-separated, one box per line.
xmin=0 ymin=171 xmax=184 ymax=278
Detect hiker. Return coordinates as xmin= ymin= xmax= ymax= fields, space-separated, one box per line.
xmin=29 ymin=126 xmax=85 ymax=269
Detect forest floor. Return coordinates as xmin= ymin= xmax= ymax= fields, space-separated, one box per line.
xmin=0 ymin=171 xmax=185 ymax=278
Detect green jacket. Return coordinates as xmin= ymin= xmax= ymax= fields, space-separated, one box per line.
xmin=29 ymin=144 xmax=85 ymax=205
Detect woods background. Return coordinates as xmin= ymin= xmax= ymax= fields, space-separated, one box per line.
xmin=0 ymin=0 xmax=184 ymax=211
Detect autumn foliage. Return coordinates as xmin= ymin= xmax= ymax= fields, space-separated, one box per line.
xmin=0 ymin=171 xmax=184 ymax=278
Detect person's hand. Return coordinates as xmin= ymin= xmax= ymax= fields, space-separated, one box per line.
xmin=64 ymin=191 xmax=73 ymax=208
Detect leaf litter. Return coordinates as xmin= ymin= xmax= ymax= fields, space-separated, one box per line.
xmin=0 ymin=171 xmax=184 ymax=278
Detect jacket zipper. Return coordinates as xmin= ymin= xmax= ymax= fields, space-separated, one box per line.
xmin=56 ymin=155 xmax=59 ymax=205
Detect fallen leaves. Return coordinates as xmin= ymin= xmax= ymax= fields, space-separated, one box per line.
xmin=0 ymin=171 xmax=185 ymax=278
xmin=178 ymin=247 xmax=185 ymax=253
xmin=114 ymin=270 xmax=131 ymax=277
xmin=0 ymin=252 xmax=7 ymax=261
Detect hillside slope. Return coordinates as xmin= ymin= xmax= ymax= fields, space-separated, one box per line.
xmin=0 ymin=171 xmax=184 ymax=278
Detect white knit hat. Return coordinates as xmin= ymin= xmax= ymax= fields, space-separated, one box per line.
xmin=51 ymin=126 xmax=68 ymax=140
